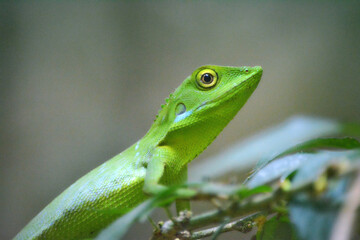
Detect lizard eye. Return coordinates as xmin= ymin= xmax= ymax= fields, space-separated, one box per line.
xmin=196 ymin=69 xmax=218 ymax=89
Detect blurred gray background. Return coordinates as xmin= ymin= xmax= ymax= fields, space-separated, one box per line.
xmin=1 ymin=2 xmax=359 ymax=239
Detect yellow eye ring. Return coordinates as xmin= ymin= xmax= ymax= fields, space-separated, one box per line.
xmin=196 ymin=69 xmax=218 ymax=89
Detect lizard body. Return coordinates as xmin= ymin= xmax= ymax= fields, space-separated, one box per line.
xmin=15 ymin=65 xmax=262 ymax=239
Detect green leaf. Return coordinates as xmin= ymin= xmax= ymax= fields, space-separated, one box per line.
xmin=237 ymin=185 xmax=272 ymax=199
xmin=274 ymin=137 xmax=360 ymax=159
xmin=247 ymin=153 xmax=310 ymax=188
xmin=247 ymin=150 xmax=360 ymax=188
xmin=248 ymin=138 xmax=360 ymax=185
xmin=256 ymin=215 xmax=299 ymax=240
xmin=290 ymin=150 xmax=359 ymax=189
xmin=190 ymin=116 xmax=343 ymax=181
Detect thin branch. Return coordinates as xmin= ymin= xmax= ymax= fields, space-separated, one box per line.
xmin=186 ymin=164 xmax=360 ymax=232
xmin=187 ymin=183 xmax=310 ymax=230
xmin=209 ymin=217 xmax=229 ymax=240
xmin=152 ymin=162 xmax=360 ymax=239
xmin=191 ymin=212 xmax=263 ymax=239
xmin=153 ymin=182 xmax=312 ymax=240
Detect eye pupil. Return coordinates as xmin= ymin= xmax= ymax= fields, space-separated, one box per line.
xmin=202 ymin=73 xmax=213 ymax=83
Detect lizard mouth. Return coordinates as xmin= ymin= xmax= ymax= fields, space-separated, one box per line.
xmin=195 ymin=69 xmax=262 ymax=112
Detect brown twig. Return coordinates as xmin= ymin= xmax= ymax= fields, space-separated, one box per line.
xmin=191 ymin=212 xmax=262 ymax=239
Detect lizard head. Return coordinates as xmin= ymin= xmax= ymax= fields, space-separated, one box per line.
xmin=151 ymin=65 xmax=262 ymax=161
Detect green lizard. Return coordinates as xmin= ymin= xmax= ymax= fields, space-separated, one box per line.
xmin=15 ymin=65 xmax=262 ymax=239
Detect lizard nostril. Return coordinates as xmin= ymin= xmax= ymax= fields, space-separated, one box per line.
xmin=175 ymin=103 xmax=186 ymax=115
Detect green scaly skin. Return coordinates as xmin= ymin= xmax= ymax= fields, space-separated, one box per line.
xmin=14 ymin=65 xmax=262 ymax=239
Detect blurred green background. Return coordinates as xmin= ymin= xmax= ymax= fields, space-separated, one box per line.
xmin=1 ymin=2 xmax=359 ymax=239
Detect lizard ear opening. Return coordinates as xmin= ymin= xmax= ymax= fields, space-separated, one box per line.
xmin=175 ymin=103 xmax=186 ymax=115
